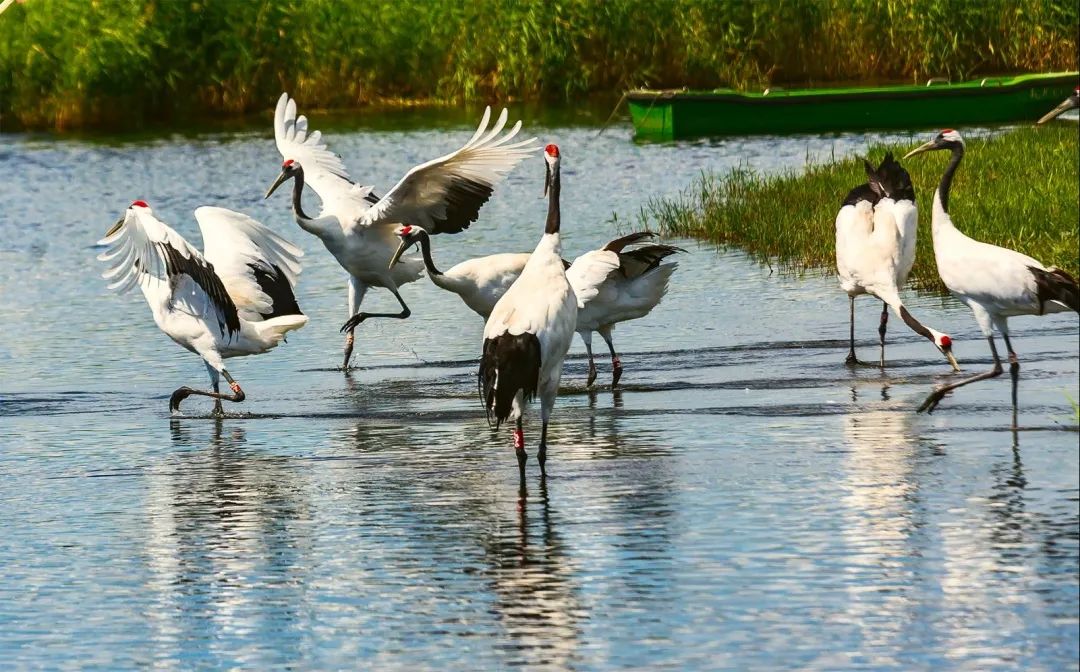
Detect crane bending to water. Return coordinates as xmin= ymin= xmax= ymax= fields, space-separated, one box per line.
xmin=835 ymin=155 xmax=958 ymax=370
xmin=389 ymin=224 xmax=531 ymax=319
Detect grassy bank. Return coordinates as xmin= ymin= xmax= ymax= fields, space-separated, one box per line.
xmin=640 ymin=126 xmax=1080 ymax=293
xmin=1 ymin=0 xmax=1077 ymax=130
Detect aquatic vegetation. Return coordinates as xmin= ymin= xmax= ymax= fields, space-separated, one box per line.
xmin=0 ymin=0 xmax=1076 ymax=129
xmin=640 ymin=126 xmax=1080 ymax=293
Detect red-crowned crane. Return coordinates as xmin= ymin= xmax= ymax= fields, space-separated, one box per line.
xmin=479 ymin=144 xmax=577 ymax=482
xmin=389 ymin=226 xmax=679 ymax=388
xmin=565 ymin=232 xmax=683 ymax=387
xmin=97 ymin=201 xmax=308 ymax=415
xmin=388 ymin=224 xmax=531 ymax=319
xmin=265 ymin=93 xmax=537 ymax=369
xmin=835 ymin=154 xmax=959 ymax=370
xmin=904 ymin=129 xmax=1079 ymax=414
xmin=1037 ymin=86 xmax=1079 ymax=124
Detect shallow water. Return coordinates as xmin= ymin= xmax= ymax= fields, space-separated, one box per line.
xmin=1 ymin=114 xmax=1077 ymax=670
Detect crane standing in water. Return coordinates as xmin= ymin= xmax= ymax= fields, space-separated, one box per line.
xmin=97 ymin=201 xmax=308 ymax=415
xmin=904 ymin=129 xmax=1079 ymax=415
xmin=835 ymin=155 xmax=958 ymax=370
xmin=480 ymin=145 xmax=577 ymax=482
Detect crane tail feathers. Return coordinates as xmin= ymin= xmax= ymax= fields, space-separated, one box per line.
xmin=1030 ymin=266 xmax=1080 ymax=314
xmin=479 ymin=333 xmax=541 ymax=427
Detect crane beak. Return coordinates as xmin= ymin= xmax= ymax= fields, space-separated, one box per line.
xmin=944 ymin=349 xmax=960 ymax=372
xmin=264 ymin=170 xmax=290 ymax=199
xmin=903 ymin=140 xmax=937 ymax=160
xmin=388 ymin=238 xmax=412 ymax=269
xmin=1037 ymin=97 xmax=1078 ymax=125
xmin=104 ymin=216 xmax=125 ymax=238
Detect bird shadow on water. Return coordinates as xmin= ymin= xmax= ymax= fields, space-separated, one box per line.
xmin=153 ymin=418 xmax=309 ymax=658
xmin=481 ymin=479 xmax=584 ymax=667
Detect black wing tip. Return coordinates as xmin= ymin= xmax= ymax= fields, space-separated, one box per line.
xmin=432 ymin=177 xmax=494 ymax=235
xmin=161 ymin=241 xmax=241 ymax=337
xmin=842 ymin=183 xmax=879 ymax=208
xmin=873 ymin=152 xmax=916 ymax=202
xmin=619 ymin=244 xmax=685 ymax=274
xmin=249 ymin=262 xmax=303 ymax=319
xmin=603 ymin=231 xmax=656 ymax=253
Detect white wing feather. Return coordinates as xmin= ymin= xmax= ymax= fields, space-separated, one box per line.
xmin=274 ymin=92 xmax=374 ymax=218
xmin=566 ymin=249 xmax=620 ymax=307
xmin=97 ymin=208 xmax=201 ymax=294
xmin=194 ymin=206 xmax=304 ymax=321
xmin=356 ymin=107 xmax=539 ymax=232
xmin=97 ymin=207 xmax=240 ymax=338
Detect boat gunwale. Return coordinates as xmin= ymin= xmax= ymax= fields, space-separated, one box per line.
xmin=627 ymin=72 xmax=1079 ymax=106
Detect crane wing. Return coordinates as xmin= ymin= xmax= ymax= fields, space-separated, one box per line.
xmin=97 ymin=207 xmax=241 ymax=338
xmin=274 ymin=92 xmax=378 ymax=217
xmin=194 ymin=207 xmax=304 ymax=321
xmin=354 ymin=107 xmax=538 ymax=233
xmin=566 ymin=249 xmax=620 ymax=307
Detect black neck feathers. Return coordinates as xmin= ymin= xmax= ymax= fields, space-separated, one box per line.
xmin=292 ymin=165 xmax=311 ymax=221
xmin=545 ymin=165 xmax=561 ymax=235
xmin=416 ymin=231 xmax=442 ymax=276
xmin=938 ymin=144 xmax=964 ymax=213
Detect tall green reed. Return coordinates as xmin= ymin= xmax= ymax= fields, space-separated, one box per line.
xmin=1 ymin=0 xmax=1076 ymax=129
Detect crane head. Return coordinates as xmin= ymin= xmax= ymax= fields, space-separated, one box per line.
xmin=105 ymin=200 xmax=152 ymax=237
xmin=1037 ymin=86 xmax=1080 ymax=124
xmin=903 ymin=129 xmax=964 ymax=159
xmin=389 ymin=225 xmax=427 ymax=269
xmin=930 ymin=330 xmax=961 ymax=372
xmin=543 ymin=144 xmax=561 ymax=197
xmin=265 ymin=159 xmax=301 ymax=199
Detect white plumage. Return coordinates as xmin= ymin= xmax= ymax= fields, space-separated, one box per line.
xmin=479 ymin=144 xmax=577 ymax=480
xmin=565 ymin=232 xmax=682 ymax=386
xmin=265 ymin=92 xmax=538 ymax=368
xmin=389 ymin=225 xmax=530 ymax=319
xmin=97 ymin=201 xmax=308 ymax=414
xmin=391 ymin=225 xmax=681 ymax=389
xmin=835 ymin=155 xmax=958 ymax=370
xmin=904 ymin=129 xmax=1079 ymax=414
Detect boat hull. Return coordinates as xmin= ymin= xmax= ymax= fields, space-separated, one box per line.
xmin=628 ymin=73 xmax=1078 ymax=140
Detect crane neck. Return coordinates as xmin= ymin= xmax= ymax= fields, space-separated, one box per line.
xmin=290 ymin=165 xmax=316 ymax=227
xmin=545 ymin=165 xmax=561 ymax=234
xmin=287 ymin=165 xmax=341 ymax=240
xmin=415 ymin=231 xmax=443 ymax=277
xmin=899 ymin=305 xmax=934 ymax=343
xmin=414 ymin=231 xmax=472 ymax=295
xmin=936 ymin=144 xmax=964 ymax=214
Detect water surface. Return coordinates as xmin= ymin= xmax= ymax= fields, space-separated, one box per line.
xmin=1 ymin=115 xmax=1077 ymax=670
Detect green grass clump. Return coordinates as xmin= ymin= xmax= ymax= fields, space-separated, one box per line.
xmin=0 ymin=0 xmax=1076 ymax=130
xmin=640 ymin=126 xmax=1080 ymax=293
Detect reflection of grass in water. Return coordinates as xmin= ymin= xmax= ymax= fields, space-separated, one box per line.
xmin=641 ymin=127 xmax=1080 ymax=293
xmin=0 ymin=0 xmax=1076 ymax=129
xmin=1068 ymin=393 xmax=1080 ymax=423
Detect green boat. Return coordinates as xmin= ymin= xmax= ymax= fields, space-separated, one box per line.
xmin=627 ymin=72 xmax=1078 ymax=141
